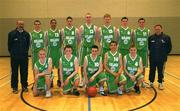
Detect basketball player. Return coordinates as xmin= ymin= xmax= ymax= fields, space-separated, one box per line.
xmin=134 ymin=18 xmax=150 ymax=87
xmin=118 ymin=17 xmax=133 ymax=57
xmin=83 ymin=45 xmax=107 ymax=96
xmin=59 ymin=45 xmax=80 ymax=96
xmin=99 ymin=14 xmax=118 ymax=61
xmin=79 ymin=13 xmax=99 ymax=87
xmin=61 ymin=16 xmax=80 ymax=56
xmin=124 ymin=45 xmax=144 ymax=94
xmin=104 ymin=41 xmax=126 ymax=95
xmin=45 ymin=19 xmax=62 ymax=87
xmin=33 ymin=49 xmax=53 ymax=97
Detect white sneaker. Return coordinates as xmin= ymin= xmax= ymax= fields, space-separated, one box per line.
xmin=150 ymin=82 xmax=154 ymax=87
xmin=158 ymin=83 xmax=164 ymax=90
xmin=141 ymin=82 xmax=146 ymax=88
xmin=45 ymin=90 xmax=52 ymax=98
xmin=117 ymin=88 xmax=123 ymax=95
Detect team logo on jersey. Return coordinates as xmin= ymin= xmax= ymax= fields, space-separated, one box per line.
xmin=114 ymin=57 xmax=119 ymax=62
xmin=109 ymin=29 xmax=113 ymax=33
xmin=127 ymin=31 xmax=130 ymax=35
xmin=70 ymin=62 xmax=73 ymax=67
xmin=135 ymin=62 xmax=138 ymax=66
xmin=95 ymin=62 xmax=99 ymax=67
xmin=90 ymin=29 xmax=94 ymax=34
xmin=71 ymin=31 xmax=75 ymax=35
xmin=139 ymin=41 xmax=144 ymax=46
xmin=68 ymin=39 xmax=73 ymax=44
xmin=40 ymin=34 xmax=43 ymax=38
xmin=53 ymin=42 xmax=57 ymax=46
xmin=36 ymin=43 xmax=41 ymax=48
xmin=55 ymin=33 xmax=59 ymax=37
xmin=124 ymin=39 xmax=128 ymax=44
xmin=143 ymin=32 xmax=147 ymax=36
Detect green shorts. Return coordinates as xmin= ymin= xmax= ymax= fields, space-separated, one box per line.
xmin=106 ymin=72 xmax=126 ymax=93
xmin=88 ymin=72 xmax=107 ymax=87
xmin=79 ymin=46 xmax=91 ymax=66
xmin=63 ymin=74 xmax=79 ymax=93
xmin=137 ymin=50 xmax=148 ymax=68
xmin=37 ymin=74 xmax=54 ymax=90
xmin=125 ymin=74 xmax=144 ymax=90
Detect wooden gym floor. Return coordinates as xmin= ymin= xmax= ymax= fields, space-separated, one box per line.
xmin=0 ymin=56 xmax=180 ymax=111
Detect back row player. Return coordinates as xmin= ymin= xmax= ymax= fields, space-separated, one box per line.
xmin=30 ymin=13 xmax=149 ymax=87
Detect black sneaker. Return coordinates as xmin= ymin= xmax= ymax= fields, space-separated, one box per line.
xmin=51 ymin=81 xmax=54 ymax=88
xmin=57 ymin=80 xmax=61 ymax=87
xmin=22 ymin=87 xmax=28 ymax=92
xmin=100 ymin=91 xmax=107 ymax=96
xmin=12 ymin=88 xmax=18 ymax=94
xmin=134 ymin=85 xmax=141 ymax=94
xmin=72 ymin=88 xmax=80 ymax=96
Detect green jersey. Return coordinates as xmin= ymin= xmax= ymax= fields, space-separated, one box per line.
xmin=107 ymin=51 xmax=121 ymax=73
xmin=47 ymin=29 xmax=61 ymax=49
xmin=81 ymin=24 xmax=96 ymax=47
xmin=118 ymin=27 xmax=132 ymax=49
xmin=86 ymin=54 xmax=101 ymax=75
xmin=100 ymin=25 xmax=115 ymax=49
xmin=61 ymin=55 xmax=76 ymax=76
xmin=31 ymin=30 xmax=45 ymax=53
xmin=63 ymin=26 xmax=77 ymax=49
xmin=125 ymin=54 xmax=141 ymax=75
xmin=134 ymin=28 xmax=150 ymax=50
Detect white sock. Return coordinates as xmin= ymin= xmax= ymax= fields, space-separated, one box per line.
xmin=99 ymin=86 xmax=104 ymax=92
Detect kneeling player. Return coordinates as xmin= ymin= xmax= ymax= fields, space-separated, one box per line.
xmin=124 ymin=45 xmax=144 ymax=94
xmin=59 ymin=45 xmax=80 ymax=96
xmin=33 ymin=49 xmax=54 ymax=97
xmin=83 ymin=45 xmax=107 ymax=96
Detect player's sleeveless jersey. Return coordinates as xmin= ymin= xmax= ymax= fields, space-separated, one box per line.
xmin=63 ymin=26 xmax=77 ymax=49
xmin=82 ymin=24 xmax=95 ymax=47
xmin=125 ymin=54 xmax=141 ymax=75
xmin=101 ymin=25 xmax=115 ymax=49
xmin=118 ymin=27 xmax=132 ymax=49
xmin=61 ymin=55 xmax=76 ymax=76
xmin=31 ymin=30 xmax=45 ymax=53
xmin=107 ymin=51 xmax=120 ymax=73
xmin=47 ymin=29 xmax=61 ymax=49
xmin=134 ymin=28 xmax=150 ymax=50
xmin=86 ymin=54 xmax=101 ymax=75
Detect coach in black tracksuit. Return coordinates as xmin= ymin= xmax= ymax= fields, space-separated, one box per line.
xmin=8 ymin=20 xmax=30 ymax=94
xmin=148 ymin=24 xmax=172 ymax=89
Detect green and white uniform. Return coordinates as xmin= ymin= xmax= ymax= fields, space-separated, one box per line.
xmin=99 ymin=25 xmax=115 ymax=61
xmin=34 ymin=58 xmax=53 ymax=90
xmin=62 ymin=26 xmax=78 ymax=56
xmin=46 ymin=29 xmax=61 ymax=68
xmin=134 ymin=28 xmax=150 ymax=67
xmin=30 ymin=30 xmax=45 ymax=65
xmin=105 ymin=51 xmax=126 ymax=93
xmin=79 ymin=24 xmax=97 ymax=66
xmin=118 ymin=27 xmax=132 ymax=57
xmin=60 ymin=55 xmax=79 ymax=93
xmin=85 ymin=54 xmax=106 ymax=87
xmin=124 ymin=54 xmax=143 ymax=90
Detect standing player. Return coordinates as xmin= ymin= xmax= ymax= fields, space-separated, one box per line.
xmin=83 ymin=45 xmax=107 ymax=96
xmin=59 ymin=45 xmax=80 ymax=96
xmin=124 ymin=45 xmax=144 ymax=94
xmin=46 ymin=19 xmax=62 ymax=87
xmin=30 ymin=20 xmax=45 ymax=76
xmin=61 ymin=16 xmax=80 ymax=56
xmin=33 ymin=49 xmax=53 ymax=97
xmin=99 ymin=14 xmax=118 ymax=61
xmin=118 ymin=17 xmax=133 ymax=57
xmin=104 ymin=41 xmax=126 ymax=95
xmin=134 ymin=18 xmax=150 ymax=87
xmin=79 ymin=13 xmax=99 ymax=87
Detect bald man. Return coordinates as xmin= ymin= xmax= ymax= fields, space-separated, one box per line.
xmin=8 ymin=20 xmax=30 ymax=94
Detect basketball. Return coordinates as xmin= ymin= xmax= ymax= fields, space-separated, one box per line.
xmin=87 ymin=86 xmax=97 ymax=97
